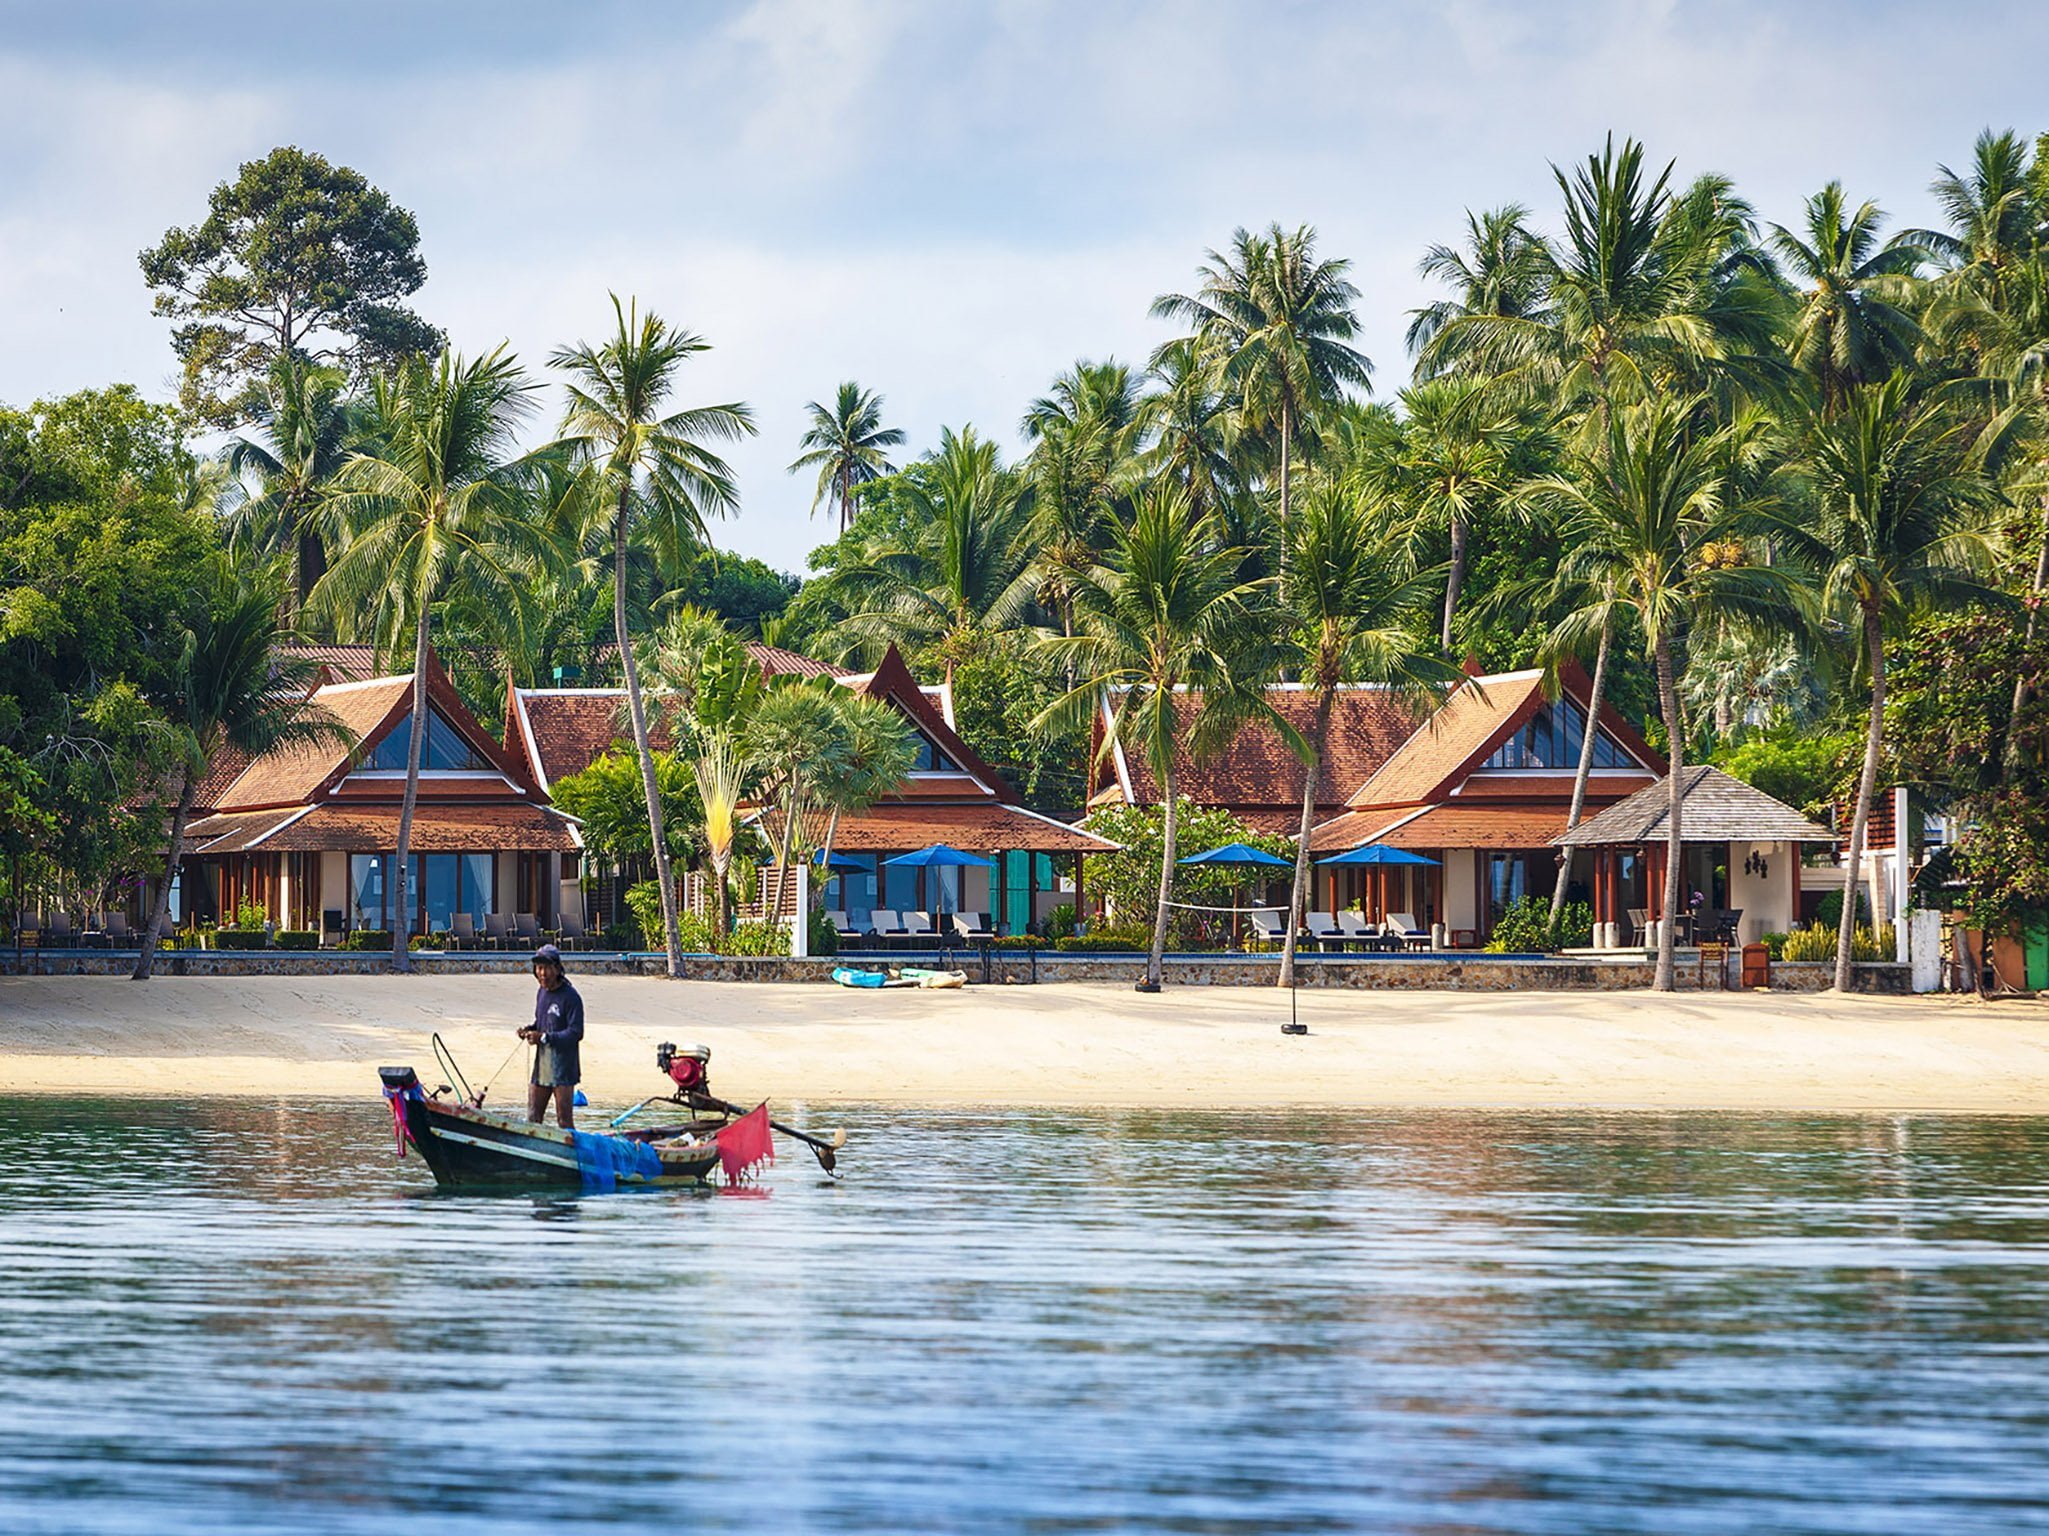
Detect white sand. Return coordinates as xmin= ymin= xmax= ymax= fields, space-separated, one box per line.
xmin=2 ymin=974 xmax=2046 ymax=1113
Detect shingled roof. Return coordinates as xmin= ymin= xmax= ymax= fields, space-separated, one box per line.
xmin=1553 ymin=765 xmax=1838 ymax=846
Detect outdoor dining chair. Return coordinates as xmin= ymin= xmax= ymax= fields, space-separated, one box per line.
xmin=104 ymin=912 xmax=131 ymax=946
xmin=556 ymin=911 xmax=589 ymax=951
xmin=41 ymin=913 xmax=74 ymax=948
xmin=514 ymin=913 xmax=541 ymax=948
xmin=449 ymin=912 xmax=478 ymax=950
xmin=321 ymin=909 xmax=346 ymax=948
xmin=483 ymin=913 xmax=511 ymax=950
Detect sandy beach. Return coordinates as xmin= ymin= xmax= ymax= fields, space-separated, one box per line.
xmin=2 ymin=973 xmax=2046 ymax=1113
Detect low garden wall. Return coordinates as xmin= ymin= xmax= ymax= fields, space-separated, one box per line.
xmin=0 ymin=946 xmax=1913 ymax=992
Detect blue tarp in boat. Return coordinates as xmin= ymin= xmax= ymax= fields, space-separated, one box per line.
xmin=569 ymin=1130 xmax=664 ymax=1191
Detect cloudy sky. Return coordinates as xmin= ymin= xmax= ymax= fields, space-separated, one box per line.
xmin=3 ymin=0 xmax=2045 ymax=570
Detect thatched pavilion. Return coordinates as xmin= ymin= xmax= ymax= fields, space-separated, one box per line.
xmin=1553 ymin=766 xmax=1838 ymax=946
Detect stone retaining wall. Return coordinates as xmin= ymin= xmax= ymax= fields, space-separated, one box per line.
xmin=0 ymin=947 xmax=1912 ymax=992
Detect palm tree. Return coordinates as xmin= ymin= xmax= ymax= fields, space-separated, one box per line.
xmin=1373 ymin=378 xmax=1525 ymax=650
xmin=790 ymin=382 xmax=906 ymax=534
xmin=1535 ymin=396 xmax=1773 ymax=990
xmin=1275 ymin=482 xmax=1462 ymax=988
xmin=809 ymin=427 xmax=1034 ymax=659
xmin=1023 ymin=361 xmax=1146 ymax=658
xmin=552 ymin=296 xmax=756 ymax=978
xmin=692 ymin=730 xmax=752 ymax=940
xmin=1036 ymin=486 xmax=1281 ymax=989
xmin=1153 ymin=223 xmax=1372 ymax=530
xmin=1406 ymin=204 xmax=1552 ymax=373
xmin=222 ymin=356 xmax=359 ymax=612
xmin=744 ymin=685 xmax=851 ymax=926
xmin=1768 ymin=183 xmax=1928 ymax=412
xmin=812 ymin=691 xmax=920 ymax=889
xmin=1902 ymin=130 xmax=2044 ymax=278
xmin=133 ymin=561 xmax=345 ymax=980
xmin=1778 ymin=375 xmax=1998 ymax=990
xmin=314 ymin=347 xmax=546 ymax=972
xmin=1139 ymin=337 xmax=1243 ymax=522
xmin=1427 ymin=137 xmax=1736 ymax=417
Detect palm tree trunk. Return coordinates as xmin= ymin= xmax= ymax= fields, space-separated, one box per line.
xmin=391 ymin=611 xmax=430 ymax=974
xmin=769 ymin=789 xmax=800 ymax=927
xmin=1279 ymin=684 xmax=1336 ymax=990
xmin=1146 ymin=765 xmax=1179 ymax=991
xmin=1549 ymin=616 xmax=1612 ymax=942
xmin=1277 ymin=401 xmax=1293 ymax=530
xmin=1441 ymin=514 xmax=1468 ymax=653
xmin=616 ymin=493 xmax=683 ymax=978
xmin=818 ymin=805 xmax=842 ymax=906
xmin=1836 ymin=606 xmax=1887 ymax=992
xmin=1652 ymin=633 xmax=1684 ymax=992
xmin=132 ymin=769 xmax=197 ymax=981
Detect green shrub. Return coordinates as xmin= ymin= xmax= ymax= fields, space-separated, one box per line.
xmin=1054 ymin=934 xmax=1144 ymax=952
xmin=808 ymin=908 xmax=839 ymax=957
xmin=1484 ymin=896 xmax=1593 ymax=953
xmin=343 ymin=929 xmax=395 ymax=952
xmin=1760 ymin=931 xmax=1790 ymax=960
xmin=628 ymin=883 xmax=790 ymax=955
xmin=624 ymin=880 xmax=667 ymax=950
xmin=210 ymin=929 xmax=266 ymax=950
xmin=274 ymin=930 xmax=318 ymax=950
xmin=1780 ymin=923 xmax=1895 ymax=963
xmin=1044 ymin=903 xmax=1078 ymax=940
xmin=1815 ymin=889 xmax=1872 ymax=930
xmin=992 ymin=934 xmax=1042 ymax=950
xmin=232 ymin=897 xmax=268 ymax=930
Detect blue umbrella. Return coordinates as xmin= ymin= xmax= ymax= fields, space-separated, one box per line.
xmin=813 ymin=849 xmax=867 ymax=871
xmin=883 ymin=844 xmax=995 ymax=870
xmin=1178 ymin=842 xmax=1293 ymax=868
xmin=1316 ymin=843 xmax=1440 ymax=867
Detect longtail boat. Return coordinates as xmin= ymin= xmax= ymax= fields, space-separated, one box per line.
xmin=377 ymin=1038 xmax=845 ymax=1191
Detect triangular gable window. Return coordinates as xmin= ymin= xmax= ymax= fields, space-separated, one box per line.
xmin=363 ymin=710 xmax=493 ymax=772
xmin=910 ymin=733 xmax=961 ymax=773
xmin=1484 ymin=699 xmax=1633 ymax=770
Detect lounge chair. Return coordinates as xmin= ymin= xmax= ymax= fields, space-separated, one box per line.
xmin=901 ymin=912 xmax=938 ymax=946
xmin=1336 ymin=911 xmax=1386 ymax=951
xmin=449 ymin=912 xmax=478 ymax=951
xmin=1304 ymin=911 xmax=1347 ymax=951
xmin=952 ymin=911 xmax=996 ymax=942
xmin=483 ymin=912 xmax=511 ymax=950
xmin=1385 ymin=912 xmax=1429 ymax=951
xmin=866 ymin=910 xmax=907 ymax=948
xmin=514 ymin=913 xmax=541 ymax=949
xmin=823 ymin=910 xmax=850 ymax=938
xmin=1248 ymin=909 xmax=1291 ymax=945
xmin=557 ymin=911 xmax=588 ymax=951
xmin=1626 ymin=908 xmax=1649 ymax=945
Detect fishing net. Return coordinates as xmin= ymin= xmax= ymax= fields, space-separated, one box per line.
xmin=569 ymin=1130 xmax=664 ymax=1192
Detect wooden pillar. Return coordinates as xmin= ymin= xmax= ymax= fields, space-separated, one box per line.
xmin=1073 ymin=853 xmax=1085 ymax=934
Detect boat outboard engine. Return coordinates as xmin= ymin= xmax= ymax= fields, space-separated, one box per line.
xmin=656 ymin=1042 xmax=711 ymax=1098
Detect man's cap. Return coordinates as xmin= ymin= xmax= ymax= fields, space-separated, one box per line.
xmin=532 ymin=943 xmax=563 ymax=965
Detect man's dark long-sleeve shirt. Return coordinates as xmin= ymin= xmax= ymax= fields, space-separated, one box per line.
xmin=531 ymin=980 xmax=584 ymax=1087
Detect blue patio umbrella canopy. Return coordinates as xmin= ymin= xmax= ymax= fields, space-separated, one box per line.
xmin=1178 ymin=842 xmax=1293 ymax=868
xmin=812 ymin=849 xmax=867 ymax=871
xmin=1316 ymin=843 xmax=1440 ymax=867
xmin=883 ymin=844 xmax=995 ymax=870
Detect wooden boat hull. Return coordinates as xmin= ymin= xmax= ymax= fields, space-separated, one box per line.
xmin=391 ymin=1087 xmax=720 ymax=1191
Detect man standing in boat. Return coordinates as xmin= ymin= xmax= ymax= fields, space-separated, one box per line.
xmin=520 ymin=944 xmax=584 ymax=1129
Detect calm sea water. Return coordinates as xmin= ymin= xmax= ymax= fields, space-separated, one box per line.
xmin=1 ymin=1099 xmax=2046 ymax=1535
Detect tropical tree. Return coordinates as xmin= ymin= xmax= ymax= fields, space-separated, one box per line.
xmin=1902 ymin=130 xmax=2045 ymax=279
xmin=552 ymin=296 xmax=756 ymax=978
xmin=1534 ymin=397 xmax=1773 ymax=990
xmin=1022 ymin=361 xmax=1146 ymax=659
xmin=692 ymin=730 xmax=753 ymax=939
xmin=789 ymin=382 xmax=906 ymax=534
xmin=1372 ymin=378 xmax=1527 ymax=650
xmin=313 ymin=346 xmax=546 ymax=971
xmin=1138 ymin=337 xmax=1243 ymax=521
xmin=1778 ymin=375 xmax=1999 ymax=989
xmin=1406 ymin=204 xmax=1552 ymax=372
xmin=1152 ymin=223 xmax=1372 ymax=530
xmin=1036 ymin=487 xmax=1282 ymax=989
xmin=1767 ymin=183 xmax=1928 ymax=412
xmin=808 ymin=427 xmax=1033 ymax=657
xmin=221 ymin=356 xmax=360 ymax=610
xmin=743 ymin=684 xmax=852 ymax=926
xmin=1275 ymin=483 xmax=1462 ymax=987
xmin=812 ymin=691 xmax=921 ymax=885
xmin=133 ymin=561 xmax=345 ymax=980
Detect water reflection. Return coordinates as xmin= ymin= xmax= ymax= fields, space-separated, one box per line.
xmin=1 ymin=1100 xmax=2046 ymax=1534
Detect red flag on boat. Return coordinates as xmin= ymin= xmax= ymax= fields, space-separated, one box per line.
xmin=716 ymin=1102 xmax=774 ymax=1182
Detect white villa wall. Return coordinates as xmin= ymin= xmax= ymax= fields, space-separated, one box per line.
xmin=1727 ymin=840 xmax=1795 ymax=943
xmin=1443 ymin=849 xmax=1478 ymax=931
xmin=319 ymin=852 xmax=346 ymax=920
